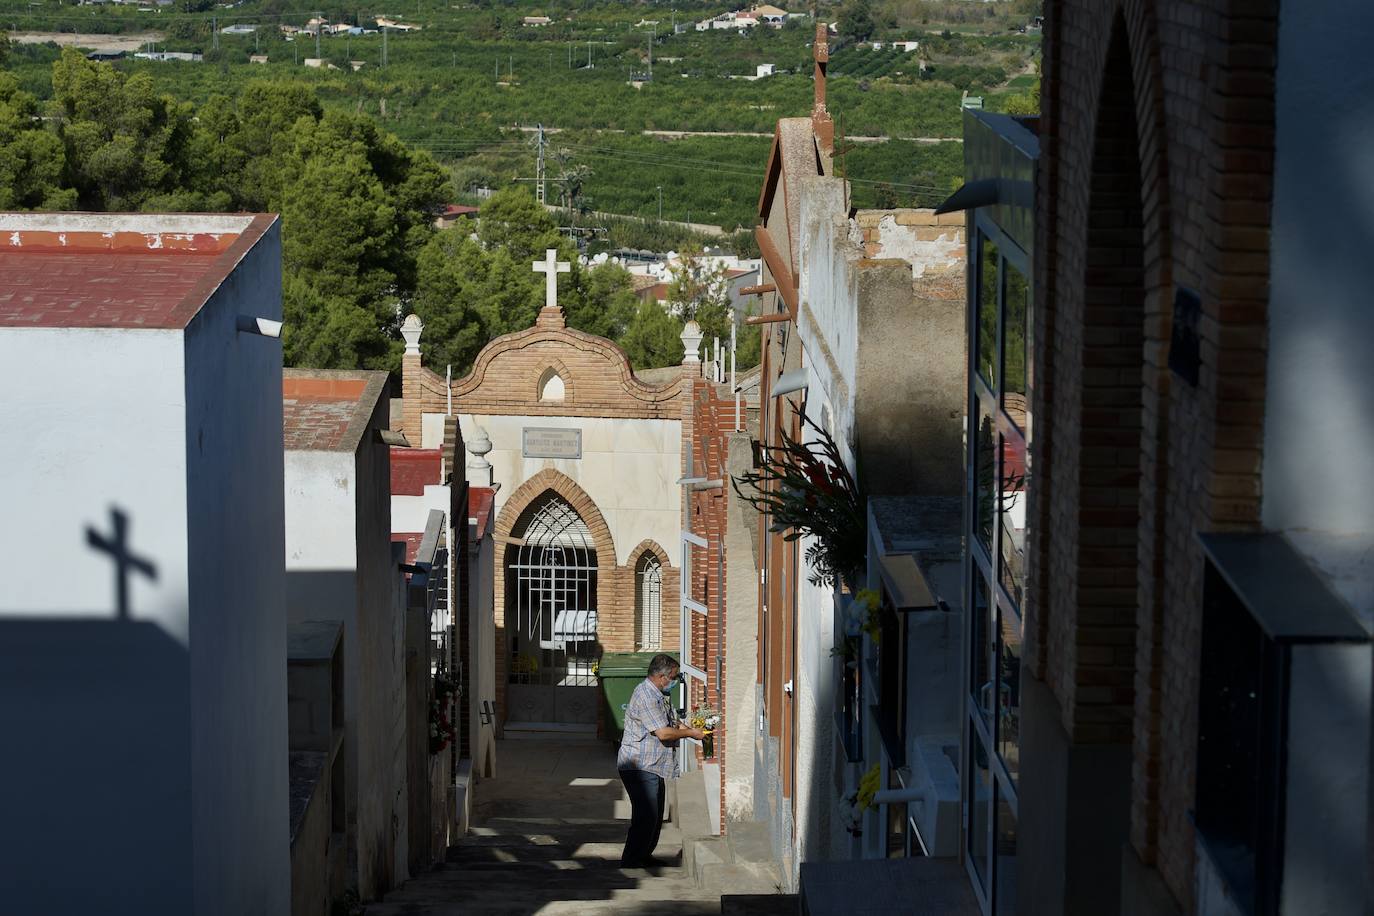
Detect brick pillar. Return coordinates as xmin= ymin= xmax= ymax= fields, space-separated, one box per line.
xmin=400 ymin=313 xmax=425 ymax=446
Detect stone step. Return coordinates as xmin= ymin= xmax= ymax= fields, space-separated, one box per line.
xmin=721 ymin=893 xmax=801 ymax=915
xmin=700 ymin=860 xmax=783 ymax=897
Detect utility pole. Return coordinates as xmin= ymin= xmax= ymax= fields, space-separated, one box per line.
xmin=587 ymin=40 xmax=592 ymax=69
xmin=657 ymin=185 xmax=662 ymax=221
xmin=509 ymin=54 xmax=513 ymax=79
xmin=535 ymin=124 xmax=546 ymax=206
xmin=382 ymin=25 xmax=388 ymax=67
xmin=648 ymin=24 xmax=654 ymax=79
xmin=212 ymin=15 xmax=218 ymax=52
xmin=315 ymin=11 xmax=321 ymax=60
xmin=568 ymin=42 xmax=572 ymax=69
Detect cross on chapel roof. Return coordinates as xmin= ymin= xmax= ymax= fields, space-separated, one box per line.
xmin=533 ymin=248 xmax=571 ymax=329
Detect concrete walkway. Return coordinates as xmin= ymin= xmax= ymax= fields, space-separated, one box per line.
xmin=364 ymin=738 xmax=722 ymax=915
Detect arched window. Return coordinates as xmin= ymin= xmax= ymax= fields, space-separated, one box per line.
xmin=538 ymin=368 xmax=566 ymax=402
xmin=507 ymin=494 xmax=597 ymax=687
xmin=635 ymin=553 xmax=663 ymax=651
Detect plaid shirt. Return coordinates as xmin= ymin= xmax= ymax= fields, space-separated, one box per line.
xmin=617 ymin=678 xmax=680 ymax=779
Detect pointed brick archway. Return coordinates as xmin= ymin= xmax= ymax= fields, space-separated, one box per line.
xmin=492 ymin=469 xmax=616 ymax=731
xmin=489 ymin=470 xmax=681 ymax=734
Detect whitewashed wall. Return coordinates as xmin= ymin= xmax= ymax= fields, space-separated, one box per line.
xmin=0 ymin=220 xmax=290 ymax=915
xmin=183 ymin=222 xmax=289 ymax=916
xmin=456 ymin=413 xmax=681 ymax=564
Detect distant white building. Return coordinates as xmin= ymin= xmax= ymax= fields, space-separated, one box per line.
xmin=133 ymin=50 xmax=203 ymax=61
xmin=522 ymin=15 xmax=551 ymax=26
xmin=220 ymin=22 xmax=256 ymax=33
xmin=0 ymin=211 xmax=289 ymax=915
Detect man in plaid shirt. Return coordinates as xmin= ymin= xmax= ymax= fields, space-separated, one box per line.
xmin=616 ymin=653 xmax=705 ymax=868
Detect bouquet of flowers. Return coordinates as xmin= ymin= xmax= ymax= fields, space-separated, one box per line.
xmin=689 ymin=706 xmax=722 ymax=758
xmin=429 ymin=676 xmax=459 ymax=754
xmin=841 ymin=763 xmax=882 ymax=837
xmin=731 ymin=415 xmax=866 ymax=593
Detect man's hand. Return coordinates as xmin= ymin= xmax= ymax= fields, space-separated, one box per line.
xmin=652 ymin=725 xmax=707 ymax=742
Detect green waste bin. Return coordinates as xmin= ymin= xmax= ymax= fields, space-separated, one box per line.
xmin=599 ymin=651 xmax=677 ymax=745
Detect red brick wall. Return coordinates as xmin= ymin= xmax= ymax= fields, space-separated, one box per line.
xmin=1033 ymin=0 xmax=1277 ymax=907
xmin=688 ymin=377 xmax=747 ymax=833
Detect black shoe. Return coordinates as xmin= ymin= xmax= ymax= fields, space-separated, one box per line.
xmin=641 ymin=855 xmax=673 ymax=868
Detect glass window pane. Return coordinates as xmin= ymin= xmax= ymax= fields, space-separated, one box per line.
xmin=997 ymin=606 xmax=1022 ymax=786
xmin=968 ymin=725 xmax=992 ymax=895
xmin=975 ymin=398 xmax=995 ymax=552
xmin=977 ymin=236 xmax=999 ymax=389
xmin=998 ymin=433 xmax=1028 ymax=609
xmin=1002 ymin=260 xmax=1029 ymax=429
xmin=971 ymin=574 xmax=992 ymax=727
xmin=995 ymin=786 xmax=1018 ymax=914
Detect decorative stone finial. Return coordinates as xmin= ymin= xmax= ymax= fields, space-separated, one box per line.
xmin=466 ymin=426 xmax=494 ymax=487
xmin=401 ymin=313 xmax=424 ymax=356
xmin=680 ymin=319 xmax=703 ymax=366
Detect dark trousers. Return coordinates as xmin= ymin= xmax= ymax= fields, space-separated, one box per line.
xmin=619 ymin=768 xmax=666 ymax=866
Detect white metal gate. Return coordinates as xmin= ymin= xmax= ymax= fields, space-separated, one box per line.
xmin=505 ymin=494 xmax=599 ymax=726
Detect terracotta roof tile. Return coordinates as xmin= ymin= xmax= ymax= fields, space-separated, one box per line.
xmin=0 ymin=213 xmax=270 ymax=329
xmin=391 ymin=447 xmax=442 ymax=495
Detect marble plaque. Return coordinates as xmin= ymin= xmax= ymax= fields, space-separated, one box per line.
xmin=522 ymin=427 xmax=582 ymax=459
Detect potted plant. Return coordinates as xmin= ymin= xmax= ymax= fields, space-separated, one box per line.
xmin=731 ymin=415 xmax=866 ymax=593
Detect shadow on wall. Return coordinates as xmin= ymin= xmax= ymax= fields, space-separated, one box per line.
xmin=0 ymin=617 xmax=192 ymax=912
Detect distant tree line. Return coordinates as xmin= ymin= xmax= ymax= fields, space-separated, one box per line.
xmin=0 ymin=46 xmax=758 ymax=373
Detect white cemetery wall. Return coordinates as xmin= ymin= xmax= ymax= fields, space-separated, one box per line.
xmin=182 ymin=224 xmax=290 ymax=916
xmin=457 ymin=413 xmax=681 ymax=566
xmin=284 ymin=451 xmax=362 ymax=877
xmin=0 ymin=326 xmax=195 ymax=913
xmin=1264 ymin=0 xmax=1374 ymax=546
xmin=392 ymin=484 xmax=450 ymax=534
xmin=352 ymin=395 xmax=409 ymax=898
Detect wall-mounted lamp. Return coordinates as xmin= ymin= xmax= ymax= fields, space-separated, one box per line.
xmin=236 ymin=315 xmax=283 ymax=338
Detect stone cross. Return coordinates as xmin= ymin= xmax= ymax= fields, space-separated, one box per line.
xmin=532 ymin=248 xmax=571 ymax=311
xmin=86 ymin=507 xmax=157 ymax=621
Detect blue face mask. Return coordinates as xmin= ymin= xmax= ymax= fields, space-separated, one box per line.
xmin=660 ymin=676 xmax=677 ymax=695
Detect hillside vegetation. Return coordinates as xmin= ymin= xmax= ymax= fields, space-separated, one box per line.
xmin=2 ymin=0 xmax=1037 ymax=229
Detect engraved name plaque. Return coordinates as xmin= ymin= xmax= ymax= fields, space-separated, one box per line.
xmin=522 ymin=427 xmax=582 ymax=459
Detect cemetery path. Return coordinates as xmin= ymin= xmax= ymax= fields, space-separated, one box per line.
xmin=363 ymin=738 xmax=720 ymax=915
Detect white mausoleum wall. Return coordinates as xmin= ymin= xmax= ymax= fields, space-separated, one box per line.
xmin=457 ymin=413 xmax=681 ymax=565
xmin=0 ymin=220 xmax=290 ymax=914
xmin=0 ymin=326 xmax=195 ymax=913
xmin=285 ymin=409 xmax=407 ymax=900
xmin=183 ymin=224 xmax=289 ymax=916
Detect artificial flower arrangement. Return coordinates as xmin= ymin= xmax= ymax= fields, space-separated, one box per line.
xmin=842 ymin=763 xmax=882 ymax=837
xmin=689 ymin=706 xmax=722 ymax=758
xmin=429 ymin=676 xmax=459 ymax=754
xmin=731 ymin=415 xmax=866 ymax=593
xmin=832 ymin=588 xmax=883 ymax=664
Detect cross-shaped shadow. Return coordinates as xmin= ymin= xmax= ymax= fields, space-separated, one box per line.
xmin=86 ymin=506 xmax=158 ymax=621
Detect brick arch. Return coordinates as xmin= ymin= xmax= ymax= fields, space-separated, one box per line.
xmin=491 ymin=469 xmax=618 ymax=733
xmin=534 ymin=357 xmax=575 ymax=405
xmin=627 ymin=540 xmax=672 ymax=653
xmin=494 ymin=467 xmax=616 ymax=564
xmin=1035 ymin=8 xmax=1152 ymax=901
xmin=626 ymin=538 xmax=672 ymax=570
